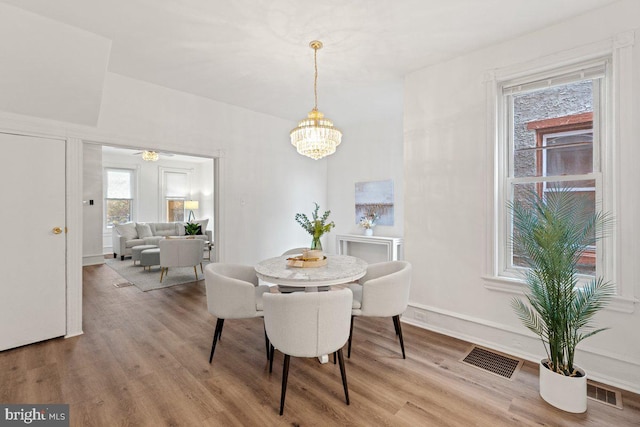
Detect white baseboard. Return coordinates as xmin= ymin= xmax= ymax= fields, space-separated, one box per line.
xmin=64 ymin=330 xmax=83 ymax=339
xmin=82 ymin=254 xmax=105 ymax=266
xmin=403 ymin=303 xmax=640 ymax=395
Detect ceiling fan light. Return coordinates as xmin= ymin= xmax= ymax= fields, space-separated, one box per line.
xmin=142 ymin=151 xmax=159 ymax=161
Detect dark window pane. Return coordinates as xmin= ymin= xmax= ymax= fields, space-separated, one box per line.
xmin=545 ymin=132 xmax=593 ymax=176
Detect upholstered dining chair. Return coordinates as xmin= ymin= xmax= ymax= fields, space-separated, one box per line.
xmin=347 ymin=261 xmax=412 ymax=359
xmin=159 ymin=238 xmax=204 ymax=282
xmin=204 ymin=263 xmax=270 ymax=364
xmin=264 ymin=288 xmax=353 ymax=416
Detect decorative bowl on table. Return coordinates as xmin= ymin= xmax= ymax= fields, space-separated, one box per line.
xmin=286 ymin=252 xmax=327 ymax=268
xmin=302 ymin=249 xmax=323 ymax=260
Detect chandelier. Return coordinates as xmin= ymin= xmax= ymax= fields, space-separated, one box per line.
xmin=142 ymin=150 xmax=159 ymax=162
xmin=290 ymin=40 xmax=342 ymax=160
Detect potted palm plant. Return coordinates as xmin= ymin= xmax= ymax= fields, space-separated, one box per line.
xmin=509 ymin=187 xmax=614 ymax=413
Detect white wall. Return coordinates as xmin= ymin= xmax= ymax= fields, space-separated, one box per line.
xmin=0 ymin=5 xmax=327 ymax=267
xmin=404 ymin=0 xmax=640 ymax=393
xmin=82 ymin=144 xmax=104 ymax=265
xmin=92 ymin=73 xmax=327 ymax=264
xmin=326 ymin=110 xmax=405 ymax=260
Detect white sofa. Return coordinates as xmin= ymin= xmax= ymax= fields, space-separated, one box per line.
xmin=112 ymin=219 xmax=212 ymax=260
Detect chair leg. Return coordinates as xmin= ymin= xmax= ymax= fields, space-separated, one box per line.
xmin=393 ymin=315 xmax=400 ymax=336
xmin=337 ymin=348 xmax=350 ymax=405
xmin=264 ymin=325 xmax=270 ymax=360
xmin=269 ymin=344 xmax=275 ymax=373
xmin=348 ymin=315 xmax=355 ymax=358
xmin=160 ymin=267 xmax=165 ymax=283
xmin=279 ymin=354 xmax=290 ymax=416
xmin=393 ymin=315 xmax=406 ymax=359
xmin=194 ymin=266 xmax=198 ymax=281
xmin=209 ymin=318 xmax=224 ymax=363
xmin=333 ymin=351 xmax=337 ymax=364
xmin=200 ymin=262 xmax=204 ymax=274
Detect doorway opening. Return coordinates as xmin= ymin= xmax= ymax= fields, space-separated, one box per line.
xmin=82 ymin=143 xmax=218 ymax=265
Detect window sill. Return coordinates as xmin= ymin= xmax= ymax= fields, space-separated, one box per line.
xmin=482 ymin=275 xmax=637 ymax=314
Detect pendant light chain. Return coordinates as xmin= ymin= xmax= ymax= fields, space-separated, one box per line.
xmin=313 ymin=45 xmax=319 ymax=111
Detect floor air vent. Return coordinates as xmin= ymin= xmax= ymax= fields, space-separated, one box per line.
xmin=113 ymin=281 xmax=133 ymax=288
xmin=587 ymin=381 xmax=623 ymax=409
xmin=461 ymin=346 xmax=523 ymax=380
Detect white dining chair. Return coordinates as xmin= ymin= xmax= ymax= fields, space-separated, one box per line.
xmin=347 ymin=261 xmax=412 ymax=359
xmin=264 ymin=288 xmax=353 ymax=415
xmin=159 ymin=238 xmax=204 ymax=282
xmin=204 ymin=263 xmax=270 ymax=364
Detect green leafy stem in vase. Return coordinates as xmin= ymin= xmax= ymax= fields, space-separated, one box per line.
xmin=295 ymin=202 xmax=335 ymax=250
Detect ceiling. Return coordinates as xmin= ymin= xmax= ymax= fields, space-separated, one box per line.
xmin=2 ymin=0 xmax=619 ymax=124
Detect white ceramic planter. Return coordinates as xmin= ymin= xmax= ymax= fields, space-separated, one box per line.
xmin=364 ymin=228 xmax=373 ymax=236
xmin=539 ymin=359 xmax=587 ymax=413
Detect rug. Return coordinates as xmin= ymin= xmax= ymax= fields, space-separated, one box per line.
xmin=105 ymin=257 xmax=211 ymax=292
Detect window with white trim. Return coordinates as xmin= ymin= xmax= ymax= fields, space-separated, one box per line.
xmin=161 ymin=169 xmax=191 ymax=222
xmin=104 ymin=168 xmax=136 ymax=228
xmin=496 ymin=59 xmax=610 ymax=280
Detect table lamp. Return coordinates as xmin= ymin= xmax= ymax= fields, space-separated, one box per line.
xmin=184 ymin=200 xmax=199 ymax=222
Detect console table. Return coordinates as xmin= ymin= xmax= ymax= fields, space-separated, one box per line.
xmin=335 ymin=234 xmax=404 ymax=261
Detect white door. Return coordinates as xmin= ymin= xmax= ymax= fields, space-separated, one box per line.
xmin=0 ymin=133 xmax=66 ymax=351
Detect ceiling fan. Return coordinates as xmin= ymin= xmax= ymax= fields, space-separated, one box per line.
xmin=132 ymin=150 xmax=175 ymax=156
xmin=132 ymin=150 xmax=175 ymax=161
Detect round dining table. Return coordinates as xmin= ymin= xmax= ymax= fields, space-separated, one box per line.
xmin=255 ymin=254 xmax=367 ymax=363
xmin=255 ymin=254 xmax=367 ymax=289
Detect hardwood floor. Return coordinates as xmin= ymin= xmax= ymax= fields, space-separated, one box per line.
xmin=1 ymin=264 xmax=639 ymax=426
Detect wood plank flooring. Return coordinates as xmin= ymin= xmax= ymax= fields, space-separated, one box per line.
xmin=1 ymin=263 xmax=638 ymax=426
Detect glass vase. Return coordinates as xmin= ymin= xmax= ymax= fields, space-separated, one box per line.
xmin=310 ymin=237 xmax=322 ymax=251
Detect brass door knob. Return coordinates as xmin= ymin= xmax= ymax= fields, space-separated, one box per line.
xmin=52 ymin=227 xmax=63 ymax=234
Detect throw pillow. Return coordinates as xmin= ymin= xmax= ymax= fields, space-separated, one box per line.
xmin=135 ymin=223 xmax=153 ymax=239
xmin=115 ymin=223 xmax=138 ymax=239
xmin=175 ymin=222 xmax=186 ymax=236
xmin=195 ymin=218 xmax=209 ymax=233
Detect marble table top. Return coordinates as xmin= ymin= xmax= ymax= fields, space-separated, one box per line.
xmin=255 ymin=255 xmax=367 ymax=287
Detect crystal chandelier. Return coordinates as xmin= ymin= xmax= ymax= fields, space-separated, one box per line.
xmin=290 ymin=40 xmax=342 ymax=160
xmin=142 ymin=150 xmax=159 ymax=162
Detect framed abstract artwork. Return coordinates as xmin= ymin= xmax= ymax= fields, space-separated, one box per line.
xmin=355 ymin=179 xmax=394 ymax=226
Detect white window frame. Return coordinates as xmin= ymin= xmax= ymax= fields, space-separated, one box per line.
xmin=103 ymin=167 xmax=137 ymax=231
xmin=484 ymin=33 xmax=637 ymax=313
xmin=159 ymin=167 xmax=193 ymax=222
xmin=498 ymin=59 xmax=607 ymax=282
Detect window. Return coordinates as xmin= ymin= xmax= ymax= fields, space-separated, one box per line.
xmin=105 ymin=168 xmax=136 ymax=228
xmin=167 ymin=199 xmax=185 ymax=222
xmin=497 ymin=59 xmax=609 ymax=279
xmin=161 ymin=169 xmax=191 ymax=222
